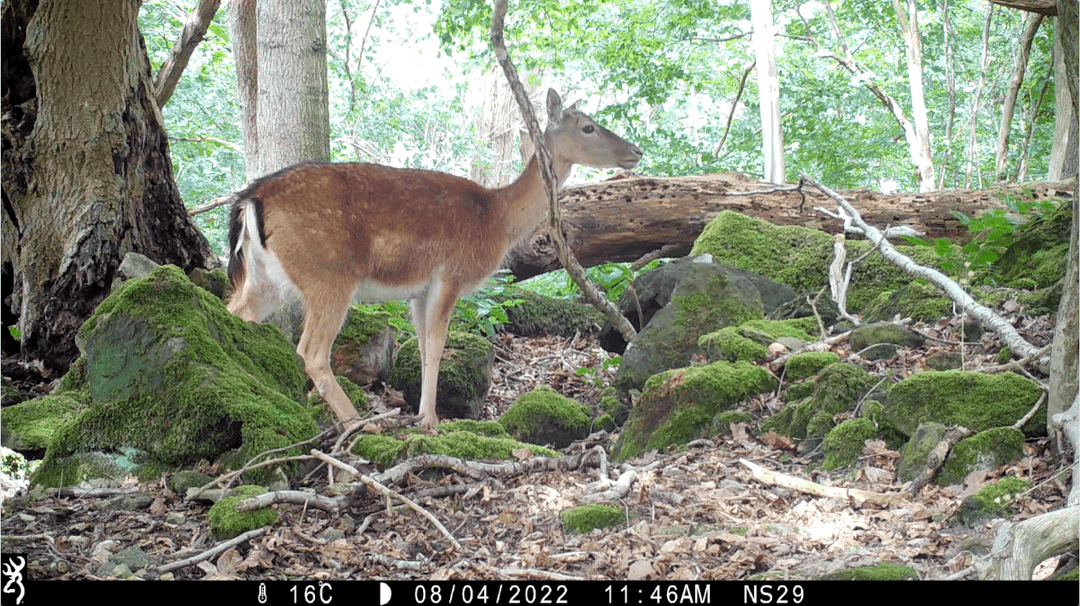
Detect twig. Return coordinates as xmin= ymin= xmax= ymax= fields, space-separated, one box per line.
xmin=157 ymin=527 xmax=267 ymax=574
xmin=310 ymin=449 xmax=463 ymax=550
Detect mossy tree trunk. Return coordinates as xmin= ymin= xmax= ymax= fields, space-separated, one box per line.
xmin=1 ymin=0 xmax=212 ymax=372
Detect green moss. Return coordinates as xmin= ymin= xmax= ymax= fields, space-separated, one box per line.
xmin=612 ymin=361 xmax=777 ymax=460
xmin=784 ymin=352 xmax=840 ymax=381
xmin=1 ymin=392 xmax=86 ymax=451
xmin=740 ymin=318 xmax=817 ymax=341
xmin=698 ymin=327 xmax=768 ymax=363
xmin=500 ymin=387 xmax=590 ymax=448
xmin=690 ymin=211 xmax=948 ymax=311
xmin=351 ymin=428 xmax=559 ymax=466
xmin=494 ymin=287 xmax=604 ymax=336
xmin=885 ymin=371 xmax=1043 ymax=437
xmin=30 ymin=265 xmax=317 ymax=486
xmin=389 ymin=330 xmax=492 ymax=414
xmin=822 ymin=418 xmax=878 ymax=470
xmin=207 ymin=485 xmax=278 ymax=540
xmin=939 ymin=427 xmax=1025 ymax=486
xmin=763 ymin=364 xmax=877 ymax=440
xmin=560 ymin=505 xmax=626 ymax=534
xmin=817 ymin=562 xmax=920 ymax=581
xmin=953 ymin=476 xmax=1031 ymax=526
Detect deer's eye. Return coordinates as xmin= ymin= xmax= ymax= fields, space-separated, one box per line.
xmin=582 ymin=125 xmax=595 ymax=134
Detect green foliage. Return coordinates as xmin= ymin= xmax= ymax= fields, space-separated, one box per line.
xmin=904 ymin=197 xmax=1060 ymax=285
xmin=453 ymin=271 xmax=524 ymax=339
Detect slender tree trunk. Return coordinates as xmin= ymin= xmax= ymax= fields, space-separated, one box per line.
xmin=229 ymin=0 xmax=259 ymax=181
xmin=965 ymin=5 xmax=994 ymax=188
xmin=153 ymin=0 xmax=222 ymax=108
xmin=995 ymin=13 xmax=1044 ymax=181
xmin=256 ymin=0 xmax=330 ymax=176
xmin=1 ymin=0 xmax=211 ymax=372
xmin=939 ymin=0 xmax=958 ymax=189
xmin=750 ymin=0 xmax=785 ymax=184
xmin=892 ymin=0 xmax=934 ymax=191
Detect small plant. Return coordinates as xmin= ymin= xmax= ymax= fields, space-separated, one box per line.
xmin=575 ymin=355 xmax=621 ymax=387
xmin=454 ymin=270 xmax=524 ymax=338
xmin=905 ymin=199 xmax=1057 ymax=287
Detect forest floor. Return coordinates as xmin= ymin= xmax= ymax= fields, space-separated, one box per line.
xmin=0 ymin=303 xmax=1073 ymax=583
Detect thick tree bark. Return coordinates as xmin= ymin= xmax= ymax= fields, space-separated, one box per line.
xmin=1 ymin=0 xmax=212 ymax=373
xmin=256 ymin=0 xmax=330 ymax=176
xmin=1049 ymin=2 xmax=1079 ymax=180
xmin=502 ymin=173 xmax=1076 ymax=280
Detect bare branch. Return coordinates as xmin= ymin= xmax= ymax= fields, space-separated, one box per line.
xmin=153 ymin=0 xmax=222 ymax=107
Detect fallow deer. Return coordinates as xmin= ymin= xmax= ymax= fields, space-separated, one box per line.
xmin=226 ymin=88 xmax=642 ymax=430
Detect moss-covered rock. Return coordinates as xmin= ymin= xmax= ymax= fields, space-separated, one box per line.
xmin=331 ymin=306 xmax=396 ymax=385
xmin=884 ymin=371 xmax=1044 ymax=437
xmin=499 ymin=387 xmax=590 ymax=448
xmin=495 ymin=287 xmax=604 ymax=337
xmin=821 ymin=418 xmax=878 ymax=470
xmin=938 ymin=427 xmax=1025 ymax=486
xmin=896 ymin=422 xmax=948 ymax=482
xmin=952 ymin=477 xmax=1031 ymax=527
xmin=207 ymin=485 xmax=278 ymax=540
xmin=612 ymin=361 xmax=777 ymax=461
xmin=816 ymin=562 xmax=920 ymax=580
xmin=761 ymin=364 xmax=877 ymax=443
xmin=389 ymin=330 xmax=493 ymax=421
xmin=697 ymin=326 xmax=768 ymax=363
xmin=690 ymin=211 xmax=945 ymax=313
xmin=848 ymin=322 xmax=927 ymax=360
xmin=560 ymin=504 xmax=626 ymax=533
xmin=997 ymin=202 xmax=1072 ymax=291
xmin=29 ymin=265 xmax=317 ymax=487
xmin=614 ymin=263 xmax=765 ymax=392
xmin=784 ymin=352 xmax=841 ymax=381
xmin=351 ymin=423 xmax=558 ymax=466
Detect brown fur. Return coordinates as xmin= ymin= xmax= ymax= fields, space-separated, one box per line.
xmin=227 ymin=89 xmax=642 ymax=430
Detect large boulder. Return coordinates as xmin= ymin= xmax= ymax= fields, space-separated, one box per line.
xmin=612 ymin=361 xmax=777 ymax=461
xmin=613 ymin=259 xmax=765 ymax=392
xmin=7 ymin=265 xmax=317 ymax=487
xmin=388 ymin=330 xmax=493 ymax=421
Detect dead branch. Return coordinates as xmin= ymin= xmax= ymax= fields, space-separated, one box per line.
xmin=904 ymin=426 xmax=975 ymax=495
xmin=804 ymin=177 xmax=1047 ymax=367
xmin=156 ymin=527 xmax=267 ymax=574
xmin=740 ymin=458 xmax=907 ymax=506
xmin=310 ymin=449 xmax=463 ymax=550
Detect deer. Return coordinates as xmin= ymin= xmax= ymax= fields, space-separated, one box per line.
xmin=226 ymin=88 xmax=643 ymax=430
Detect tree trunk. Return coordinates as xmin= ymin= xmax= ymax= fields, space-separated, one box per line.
xmin=995 ymin=13 xmax=1043 ymax=181
xmin=893 ymin=0 xmax=934 ymax=191
xmin=965 ymin=5 xmax=994 ymax=188
xmin=229 ymin=0 xmax=259 ymax=182
xmin=1049 ymin=3 xmax=1079 ymax=180
xmin=501 ymin=173 xmax=1075 ymax=280
xmin=750 ymin=0 xmax=784 ymax=184
xmin=1048 ymin=0 xmax=1078 ymax=440
xmin=256 ymin=0 xmax=330 ymax=176
xmin=1 ymin=0 xmax=212 ymax=373
xmin=469 ymin=64 xmax=543 ymax=188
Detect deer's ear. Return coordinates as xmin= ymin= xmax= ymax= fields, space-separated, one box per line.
xmin=547 ymin=88 xmax=564 ymax=123
xmin=567 ymin=99 xmax=584 ymax=112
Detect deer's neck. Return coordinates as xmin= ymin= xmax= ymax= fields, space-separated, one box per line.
xmin=495 ymin=152 xmax=574 ymax=247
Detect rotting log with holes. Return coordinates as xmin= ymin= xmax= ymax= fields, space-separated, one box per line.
xmin=224 ymin=89 xmax=642 ymax=431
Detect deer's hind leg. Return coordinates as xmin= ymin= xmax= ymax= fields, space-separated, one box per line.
xmin=296 ymin=282 xmax=361 ymax=427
